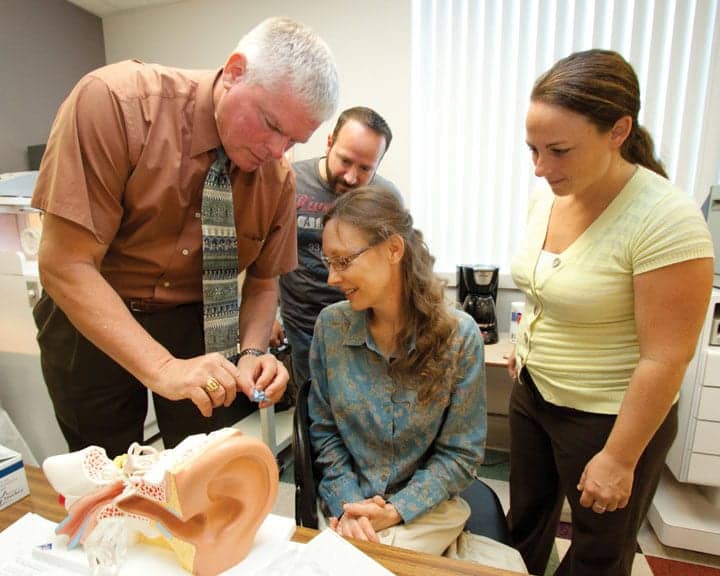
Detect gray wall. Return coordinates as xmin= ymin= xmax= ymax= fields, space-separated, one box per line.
xmin=0 ymin=0 xmax=105 ymax=172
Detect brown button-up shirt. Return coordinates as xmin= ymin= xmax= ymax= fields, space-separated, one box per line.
xmin=32 ymin=59 xmax=297 ymax=305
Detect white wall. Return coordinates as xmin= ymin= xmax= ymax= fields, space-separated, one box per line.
xmin=102 ymin=1 xmax=515 ymax=451
xmin=102 ymin=0 xmax=411 ymax=197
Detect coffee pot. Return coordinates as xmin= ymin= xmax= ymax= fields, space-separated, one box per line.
xmin=457 ymin=265 xmax=499 ymax=344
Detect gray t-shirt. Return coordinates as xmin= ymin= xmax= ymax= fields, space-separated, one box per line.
xmin=279 ymin=157 xmax=399 ymax=334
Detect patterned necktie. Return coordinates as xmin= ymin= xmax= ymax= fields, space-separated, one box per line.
xmin=201 ymin=147 xmax=238 ymax=362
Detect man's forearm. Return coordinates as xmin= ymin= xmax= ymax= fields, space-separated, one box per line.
xmin=41 ymin=260 xmax=174 ymax=386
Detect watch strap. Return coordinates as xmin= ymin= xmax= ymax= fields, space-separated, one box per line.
xmin=238 ymin=347 xmax=265 ymax=359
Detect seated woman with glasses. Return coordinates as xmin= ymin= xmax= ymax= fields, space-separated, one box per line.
xmin=308 ymin=185 xmax=487 ymax=554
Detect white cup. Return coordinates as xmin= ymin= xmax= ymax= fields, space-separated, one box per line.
xmin=509 ymin=301 xmax=525 ymax=343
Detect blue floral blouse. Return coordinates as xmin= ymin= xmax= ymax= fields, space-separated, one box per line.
xmin=308 ymin=301 xmax=487 ymax=523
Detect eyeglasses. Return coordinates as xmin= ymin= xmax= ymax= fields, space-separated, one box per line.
xmin=321 ymin=244 xmax=376 ymax=272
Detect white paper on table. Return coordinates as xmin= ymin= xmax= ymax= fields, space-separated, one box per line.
xmin=0 ymin=555 xmax=77 ymax=576
xmin=0 ymin=512 xmax=296 ymax=575
xmin=251 ymin=528 xmax=395 ymax=576
xmin=301 ymin=529 xmax=395 ymax=576
xmin=0 ymin=513 xmax=76 ymax=575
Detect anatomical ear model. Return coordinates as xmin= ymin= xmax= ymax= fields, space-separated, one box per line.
xmin=43 ymin=428 xmax=279 ymax=576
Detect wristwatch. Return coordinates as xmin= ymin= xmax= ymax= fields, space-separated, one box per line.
xmin=238 ymin=347 xmax=265 ymax=359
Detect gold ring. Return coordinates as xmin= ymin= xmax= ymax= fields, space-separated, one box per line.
xmin=204 ymin=377 xmax=221 ymax=394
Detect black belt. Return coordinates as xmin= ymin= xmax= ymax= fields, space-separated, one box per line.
xmin=124 ymin=298 xmax=189 ymax=313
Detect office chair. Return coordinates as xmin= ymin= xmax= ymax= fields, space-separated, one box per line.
xmin=293 ymin=378 xmax=319 ymax=528
xmin=460 ymin=477 xmax=512 ymax=544
xmin=293 ymin=378 xmax=512 ymax=544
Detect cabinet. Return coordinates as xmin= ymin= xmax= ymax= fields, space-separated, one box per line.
xmin=665 ymin=288 xmax=720 ymax=484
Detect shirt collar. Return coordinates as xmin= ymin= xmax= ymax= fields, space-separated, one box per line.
xmin=343 ymin=309 xmax=368 ymax=347
xmin=190 ymin=68 xmax=223 ymax=157
xmin=342 ymin=309 xmax=417 ymax=356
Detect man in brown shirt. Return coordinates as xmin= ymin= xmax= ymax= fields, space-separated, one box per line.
xmin=31 ymin=17 xmax=339 ymax=456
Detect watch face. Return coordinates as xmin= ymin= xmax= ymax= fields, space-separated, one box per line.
xmin=20 ymin=226 xmax=41 ymax=257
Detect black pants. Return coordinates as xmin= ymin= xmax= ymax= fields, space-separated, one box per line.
xmin=507 ymin=369 xmax=677 ymax=576
xmin=33 ymin=292 xmax=254 ymax=458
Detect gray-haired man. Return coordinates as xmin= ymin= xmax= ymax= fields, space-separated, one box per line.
xmin=32 ymin=18 xmax=338 ymax=456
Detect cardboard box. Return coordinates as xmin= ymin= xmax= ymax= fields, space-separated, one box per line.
xmin=0 ymin=444 xmax=29 ymax=510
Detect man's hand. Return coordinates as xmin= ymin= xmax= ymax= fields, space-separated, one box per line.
xmin=269 ymin=319 xmax=285 ymax=348
xmin=150 ymin=353 xmax=241 ymax=417
xmin=236 ymin=353 xmax=288 ymax=408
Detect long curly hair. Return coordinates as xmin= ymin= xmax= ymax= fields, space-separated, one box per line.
xmin=324 ymin=185 xmax=459 ymax=403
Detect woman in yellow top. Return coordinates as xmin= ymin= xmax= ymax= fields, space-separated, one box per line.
xmin=508 ymin=49 xmax=713 ymax=576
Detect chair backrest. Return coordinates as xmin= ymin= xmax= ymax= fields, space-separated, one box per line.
xmin=293 ymin=378 xmax=319 ymax=528
xmin=460 ymin=477 xmax=512 ymax=545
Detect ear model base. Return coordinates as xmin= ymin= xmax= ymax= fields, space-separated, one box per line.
xmin=116 ymin=432 xmax=279 ymax=576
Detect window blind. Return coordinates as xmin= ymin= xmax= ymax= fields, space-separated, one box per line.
xmin=410 ymin=0 xmax=720 ymax=276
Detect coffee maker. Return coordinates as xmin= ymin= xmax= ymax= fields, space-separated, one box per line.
xmin=457 ymin=265 xmax=499 ymax=344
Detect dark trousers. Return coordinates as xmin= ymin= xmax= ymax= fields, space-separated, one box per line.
xmin=33 ymin=292 xmax=254 ymax=458
xmin=507 ymin=369 xmax=677 ymax=576
xmin=283 ymin=321 xmax=313 ymax=387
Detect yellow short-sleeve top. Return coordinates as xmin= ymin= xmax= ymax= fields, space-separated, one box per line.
xmin=511 ymin=166 xmax=713 ymax=414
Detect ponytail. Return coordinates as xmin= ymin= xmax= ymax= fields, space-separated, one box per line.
xmin=622 ymin=125 xmax=667 ymax=178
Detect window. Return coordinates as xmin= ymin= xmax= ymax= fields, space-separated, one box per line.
xmin=410 ymin=0 xmax=720 ymax=277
